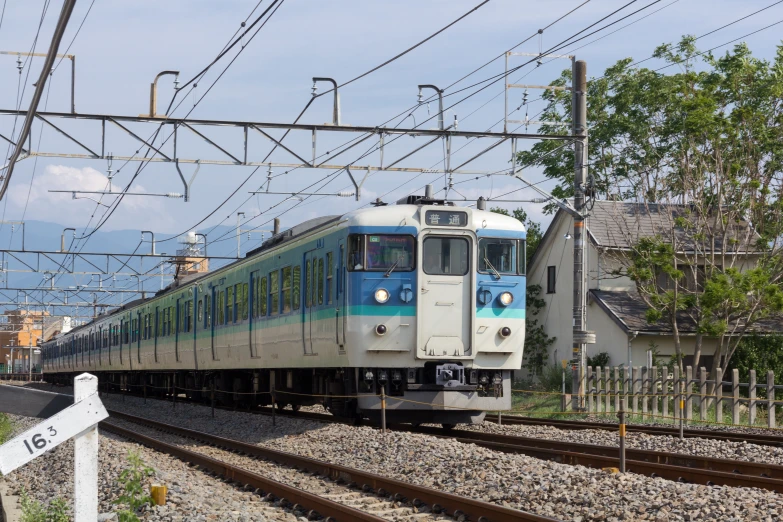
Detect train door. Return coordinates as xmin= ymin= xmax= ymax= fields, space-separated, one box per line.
xmin=250 ymin=270 xmax=260 ymax=357
xmin=192 ymin=288 xmax=198 ymax=370
xmin=175 ymin=298 xmax=181 ymax=362
xmin=302 ymin=252 xmax=316 ymax=354
xmin=136 ymin=311 xmax=142 ymax=365
xmin=154 ymin=307 xmax=159 ymax=363
xmin=127 ymin=313 xmax=133 ymax=370
xmin=210 ymin=288 xmax=217 ymax=360
xmin=417 ymin=234 xmax=473 ymax=358
xmin=337 ymin=239 xmax=345 ymax=347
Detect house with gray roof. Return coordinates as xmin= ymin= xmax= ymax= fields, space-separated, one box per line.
xmin=527 ymin=200 xmax=778 ymax=372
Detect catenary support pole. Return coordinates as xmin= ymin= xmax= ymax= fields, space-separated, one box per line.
xmin=74 ymin=373 xmax=98 ymax=521
xmin=571 ymin=59 xmax=589 ymax=409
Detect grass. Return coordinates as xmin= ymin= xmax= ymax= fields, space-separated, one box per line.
xmin=0 ymin=413 xmax=13 ymax=443
xmin=508 ymin=389 xmax=783 ymax=430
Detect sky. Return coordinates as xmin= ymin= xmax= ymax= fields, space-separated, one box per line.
xmin=0 ymin=0 xmax=781 ymax=257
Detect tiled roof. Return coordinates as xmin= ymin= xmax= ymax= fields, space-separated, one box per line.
xmin=590 ymin=289 xmax=783 ymax=334
xmin=584 ymin=201 xmax=760 ymax=252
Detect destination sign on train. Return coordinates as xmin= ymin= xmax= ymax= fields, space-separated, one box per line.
xmin=425 ymin=210 xmax=467 ymax=227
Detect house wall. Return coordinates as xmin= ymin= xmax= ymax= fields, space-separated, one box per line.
xmin=528 ymin=213 xmax=588 ymax=369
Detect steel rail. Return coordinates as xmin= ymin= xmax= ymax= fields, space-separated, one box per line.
xmin=401 ymin=426 xmax=783 ymax=491
xmin=483 ymin=414 xmax=783 ymax=447
xmin=104 ymin=410 xmax=558 ymax=522
xmin=100 ymin=421 xmax=388 ymax=522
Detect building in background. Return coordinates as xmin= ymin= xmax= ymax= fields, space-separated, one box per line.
xmin=0 ymin=310 xmax=49 ymax=372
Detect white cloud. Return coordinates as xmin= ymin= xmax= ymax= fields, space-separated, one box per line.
xmin=7 ymin=164 xmax=177 ymax=231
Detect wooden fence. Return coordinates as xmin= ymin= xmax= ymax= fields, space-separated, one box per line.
xmin=583 ymin=366 xmax=781 ymax=428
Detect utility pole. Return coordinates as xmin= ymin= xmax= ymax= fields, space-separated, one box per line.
xmin=571 ymin=60 xmax=592 ymax=410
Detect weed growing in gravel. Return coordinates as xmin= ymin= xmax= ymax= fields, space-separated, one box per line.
xmin=113 ymin=450 xmax=154 ymax=522
xmin=0 ymin=413 xmax=13 ymax=443
xmin=19 ymin=487 xmax=69 ymax=522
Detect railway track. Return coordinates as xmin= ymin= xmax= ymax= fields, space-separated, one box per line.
xmin=483 ymin=414 xmax=783 ymax=447
xmin=239 ymin=407 xmax=783 ymax=492
xmin=25 ymin=384 xmax=783 ymax=494
xmin=102 ymin=410 xmax=557 ymax=522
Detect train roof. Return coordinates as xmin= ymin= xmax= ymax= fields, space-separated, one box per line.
xmin=47 ymin=197 xmax=525 ymax=342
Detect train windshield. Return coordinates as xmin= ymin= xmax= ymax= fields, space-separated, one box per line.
xmin=478 ymin=238 xmax=517 ymax=275
xmin=349 ymin=234 xmax=415 ymax=271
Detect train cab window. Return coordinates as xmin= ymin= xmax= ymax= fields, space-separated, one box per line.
xmin=269 ymin=271 xmax=280 ymax=316
xmin=260 ymin=277 xmax=268 ymax=316
xmin=478 ymin=238 xmax=516 ymax=276
xmin=326 ymin=252 xmax=333 ymax=305
xmin=318 ymin=258 xmax=325 ymax=305
xmin=423 ymin=237 xmax=469 ymax=275
xmin=306 ymin=261 xmax=312 ymax=308
xmin=282 ymin=266 xmax=292 ymax=314
xmin=227 ymin=286 xmax=234 ymax=324
xmin=348 ymin=235 xmax=364 ymax=271
xmin=518 ymin=239 xmax=527 ymax=275
xmin=292 ymin=266 xmax=301 ymax=310
xmin=349 ymin=235 xmax=415 ymax=272
xmin=242 ymin=283 xmax=249 ymax=320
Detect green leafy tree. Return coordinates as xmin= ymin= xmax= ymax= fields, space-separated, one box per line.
xmin=518 ymin=38 xmax=783 ymax=379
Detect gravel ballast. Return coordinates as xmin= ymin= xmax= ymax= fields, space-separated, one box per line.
xmin=2 ymin=414 xmax=313 ymax=521
xmin=95 ymin=394 xmax=783 ymax=522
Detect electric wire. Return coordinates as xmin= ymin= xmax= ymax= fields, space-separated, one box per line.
xmin=51 ymin=0 xmax=95 ymax=73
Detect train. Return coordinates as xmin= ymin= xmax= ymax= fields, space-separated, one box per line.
xmin=41 ymin=187 xmax=527 ymax=426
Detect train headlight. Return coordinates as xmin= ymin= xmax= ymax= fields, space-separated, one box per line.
xmin=498 ymin=292 xmax=513 ymax=306
xmin=374 ymin=288 xmax=390 ymax=303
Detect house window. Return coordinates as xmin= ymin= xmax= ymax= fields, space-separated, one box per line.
xmin=547 ymin=266 xmax=556 ymax=294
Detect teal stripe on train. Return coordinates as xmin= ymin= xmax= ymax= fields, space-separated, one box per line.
xmin=476 ymin=308 xmax=525 ymax=319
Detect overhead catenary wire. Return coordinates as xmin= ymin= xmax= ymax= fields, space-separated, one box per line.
xmin=173 ymin=0 xmax=657 ymax=251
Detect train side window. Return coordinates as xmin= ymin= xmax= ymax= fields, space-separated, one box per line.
xmin=318 ymin=258 xmax=324 ymax=305
xmin=311 ymin=259 xmax=317 ymax=306
xmin=233 ymin=283 xmax=240 ymax=322
xmin=253 ymin=277 xmax=259 ymax=318
xmin=242 ymin=283 xmax=249 ymax=320
xmin=339 ymin=244 xmax=344 ymax=295
xmin=269 ymin=271 xmax=280 ymax=316
xmin=305 ymin=260 xmax=312 ymax=308
xmin=188 ymin=300 xmax=194 ymax=332
xmin=326 ymin=252 xmax=333 ymax=304
xmin=347 ymin=234 xmax=364 ymax=271
xmin=205 ymin=295 xmax=212 ymax=328
xmin=518 ymin=239 xmax=527 ymax=275
xmin=260 ymin=277 xmax=268 ymax=316
xmin=198 ymin=299 xmax=203 ymax=325
xmin=226 ymin=286 xmax=233 ymax=323
xmin=292 ymin=266 xmax=301 ymax=310
xmin=218 ymin=291 xmax=225 ymax=325
xmin=281 ymin=266 xmax=292 ymax=314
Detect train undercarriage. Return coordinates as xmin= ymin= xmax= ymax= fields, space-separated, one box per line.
xmin=46 ymin=365 xmax=510 ymax=426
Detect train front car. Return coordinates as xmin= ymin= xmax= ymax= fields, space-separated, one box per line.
xmin=344 ymin=194 xmax=526 ymax=426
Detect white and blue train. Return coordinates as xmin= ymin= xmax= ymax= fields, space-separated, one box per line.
xmin=42 ymin=188 xmax=526 ymax=425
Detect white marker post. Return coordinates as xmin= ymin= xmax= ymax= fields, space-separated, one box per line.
xmin=74 ymin=373 xmax=100 ymax=521
xmin=0 ymin=373 xmax=108 ymax=521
